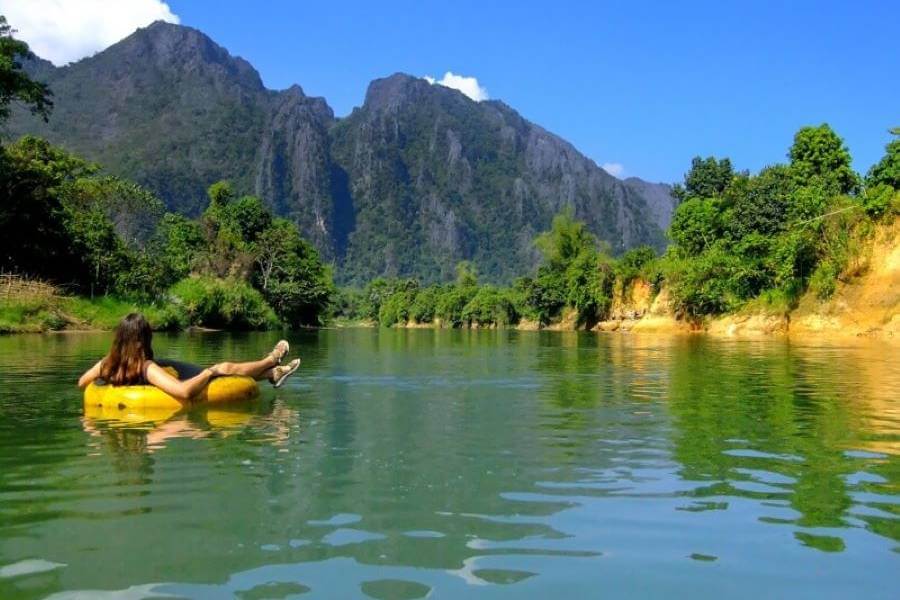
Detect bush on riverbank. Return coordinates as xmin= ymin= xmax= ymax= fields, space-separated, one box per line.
xmin=167 ymin=277 xmax=279 ymax=330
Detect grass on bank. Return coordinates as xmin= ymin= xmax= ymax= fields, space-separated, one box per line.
xmin=0 ymin=275 xmax=279 ymax=333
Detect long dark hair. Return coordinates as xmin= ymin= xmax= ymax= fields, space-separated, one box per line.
xmin=100 ymin=313 xmax=154 ymax=386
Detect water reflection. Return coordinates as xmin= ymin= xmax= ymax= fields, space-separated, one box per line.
xmin=82 ymin=405 xmax=255 ymax=454
xmin=664 ymin=340 xmax=899 ymax=541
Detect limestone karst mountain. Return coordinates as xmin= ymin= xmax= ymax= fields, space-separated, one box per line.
xmin=9 ymin=21 xmax=674 ymax=283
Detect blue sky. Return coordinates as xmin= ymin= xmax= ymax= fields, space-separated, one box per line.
xmin=8 ymin=0 xmax=899 ymax=183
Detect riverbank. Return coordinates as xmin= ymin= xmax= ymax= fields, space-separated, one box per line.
xmin=0 ymin=288 xmax=169 ymax=334
xmin=5 ymin=220 xmax=897 ymax=340
xmin=389 ymin=220 xmax=900 ymax=341
xmin=594 ymin=219 xmax=900 ymax=340
xmin=0 ymin=273 xmax=280 ymax=334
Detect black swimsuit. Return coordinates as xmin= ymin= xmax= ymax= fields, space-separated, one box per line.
xmin=96 ymin=359 xmax=204 ymax=386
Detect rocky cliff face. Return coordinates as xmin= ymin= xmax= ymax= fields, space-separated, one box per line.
xmin=9 ymin=21 xmax=675 ymax=282
xmin=331 ymin=74 xmax=670 ymax=282
xmin=254 ymin=85 xmax=340 ymax=255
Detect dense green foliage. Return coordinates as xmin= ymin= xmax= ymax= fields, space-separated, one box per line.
xmin=866 ymin=127 xmax=900 ymax=190
xmin=671 ymin=156 xmax=735 ymax=204
xmin=335 ymin=210 xmax=621 ymax=328
xmin=615 ymin=245 xmax=657 ymax=285
xmin=167 ymin=276 xmax=278 ymax=329
xmin=1 ymin=134 xmax=334 ymax=328
xmin=462 ymin=286 xmax=519 ymax=327
xmin=0 ymin=137 xmax=97 ymax=283
xmin=788 ymin=124 xmax=859 ymax=195
xmin=0 ymin=16 xmax=51 ymax=126
xmin=662 ymin=124 xmax=898 ymax=317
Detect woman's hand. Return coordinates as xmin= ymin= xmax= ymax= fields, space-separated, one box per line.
xmin=78 ymin=360 xmax=103 ymax=389
xmin=208 ymin=363 xmax=226 ymax=376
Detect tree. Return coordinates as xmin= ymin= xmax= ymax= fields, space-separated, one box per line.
xmin=665 ymin=243 xmax=742 ymax=317
xmin=515 ymin=272 xmax=566 ymax=325
xmin=198 ymin=181 xmax=257 ymax=278
xmin=379 ymin=283 xmax=418 ymax=326
xmin=455 ymin=260 xmax=478 ymax=288
xmin=565 ymin=250 xmax=614 ymax=324
xmin=0 ymin=15 xmax=52 ymax=128
xmin=60 ymin=176 xmax=164 ymax=246
xmin=615 ymin=245 xmax=656 ymax=283
xmin=56 ymin=175 xmax=171 ymax=299
xmin=729 ymin=165 xmax=796 ymax=238
xmin=865 ymin=127 xmax=899 ymax=190
xmin=462 ymin=286 xmax=518 ymax=326
xmin=788 ymin=124 xmax=858 ymax=195
xmin=60 ymin=196 xmax=129 ymax=297
xmin=672 ymin=156 xmax=734 ymax=203
xmin=0 ymin=136 xmax=96 ymax=281
xmin=157 ymin=213 xmax=205 ymax=280
xmin=206 ymin=180 xmax=235 ymax=208
xmin=409 ymin=286 xmax=442 ymax=323
xmin=668 ymin=197 xmax=723 ymax=256
xmin=435 ymin=285 xmax=477 ymax=327
xmin=254 ymin=218 xmax=334 ymax=325
xmin=225 ymin=194 xmax=273 ymax=244
xmin=534 ymin=207 xmax=598 ymax=268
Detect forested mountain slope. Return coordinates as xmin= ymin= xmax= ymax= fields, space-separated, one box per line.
xmin=8 ymin=21 xmax=674 ymax=283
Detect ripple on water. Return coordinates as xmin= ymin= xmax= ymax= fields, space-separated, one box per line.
xmin=321 ymin=528 xmax=387 ymax=547
xmin=844 ymin=449 xmax=889 ymax=460
xmin=402 ymin=530 xmax=445 ymax=538
xmin=308 ymin=513 xmax=362 ymax=526
xmin=360 ymin=579 xmax=431 ymax=599
xmin=0 ymin=559 xmax=66 ymax=579
xmin=733 ymin=467 xmax=798 ymax=486
xmin=722 ymin=449 xmax=805 ymax=462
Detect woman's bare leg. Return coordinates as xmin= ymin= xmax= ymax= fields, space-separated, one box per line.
xmin=209 ymin=340 xmax=290 ymax=381
xmin=213 ymin=357 xmax=277 ymax=380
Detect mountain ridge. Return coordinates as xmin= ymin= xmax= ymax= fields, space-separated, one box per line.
xmin=8 ymin=20 xmax=675 ymax=284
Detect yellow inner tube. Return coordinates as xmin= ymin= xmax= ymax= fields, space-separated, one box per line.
xmin=84 ymin=367 xmax=259 ymax=410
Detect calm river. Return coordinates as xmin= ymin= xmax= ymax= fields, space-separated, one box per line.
xmin=0 ymin=330 xmax=897 ymax=598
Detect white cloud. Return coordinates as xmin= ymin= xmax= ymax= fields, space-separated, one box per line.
xmin=424 ymin=71 xmax=488 ymax=102
xmin=601 ymin=162 xmax=625 ymax=178
xmin=0 ymin=0 xmax=180 ymax=65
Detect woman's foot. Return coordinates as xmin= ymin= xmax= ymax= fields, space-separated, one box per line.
xmin=270 ymin=358 xmax=301 ymax=388
xmin=268 ymin=340 xmax=290 ymax=365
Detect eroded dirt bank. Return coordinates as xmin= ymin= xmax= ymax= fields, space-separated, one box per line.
xmin=595 ymin=222 xmax=899 ymax=340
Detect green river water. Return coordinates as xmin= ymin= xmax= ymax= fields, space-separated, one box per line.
xmin=0 ymin=329 xmax=897 ymax=598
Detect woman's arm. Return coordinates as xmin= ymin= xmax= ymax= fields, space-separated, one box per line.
xmin=78 ymin=360 xmax=103 ymax=389
xmin=145 ymin=362 xmax=217 ymax=401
